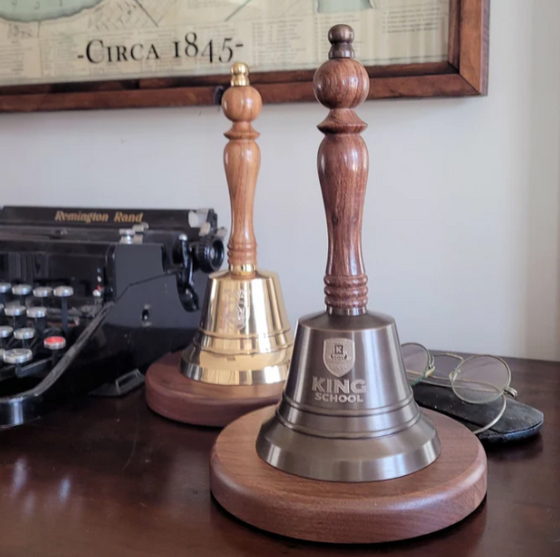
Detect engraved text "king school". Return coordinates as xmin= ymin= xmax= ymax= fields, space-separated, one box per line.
xmin=312 ymin=377 xmax=366 ymax=404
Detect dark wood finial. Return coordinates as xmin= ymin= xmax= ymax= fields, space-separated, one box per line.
xmin=328 ymin=24 xmax=355 ymax=59
xmin=313 ymin=25 xmax=370 ymax=314
xmin=221 ymin=62 xmax=261 ymax=275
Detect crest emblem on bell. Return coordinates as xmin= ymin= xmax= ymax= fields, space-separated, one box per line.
xmin=224 ymin=289 xmax=249 ymax=330
xmin=323 ymin=338 xmax=355 ymax=377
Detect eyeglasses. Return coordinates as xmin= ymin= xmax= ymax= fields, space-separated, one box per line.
xmin=401 ymin=343 xmax=518 ymax=435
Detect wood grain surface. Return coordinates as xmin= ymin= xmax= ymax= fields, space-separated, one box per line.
xmin=144 ymin=352 xmax=283 ymax=427
xmin=221 ymin=83 xmax=262 ymax=272
xmin=0 ymin=353 xmax=556 ymax=556
xmin=210 ymin=407 xmax=487 ymax=543
xmin=314 ymin=26 xmax=370 ymax=312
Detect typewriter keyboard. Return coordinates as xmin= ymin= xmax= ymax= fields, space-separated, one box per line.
xmin=0 ymin=282 xmax=94 ymax=394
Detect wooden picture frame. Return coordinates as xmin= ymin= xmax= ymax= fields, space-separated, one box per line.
xmin=0 ymin=0 xmax=489 ymax=112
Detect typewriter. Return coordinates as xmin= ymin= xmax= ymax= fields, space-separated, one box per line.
xmin=0 ymin=206 xmax=225 ymax=428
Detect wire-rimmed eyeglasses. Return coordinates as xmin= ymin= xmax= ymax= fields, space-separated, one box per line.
xmin=402 ymin=343 xmax=518 ymax=435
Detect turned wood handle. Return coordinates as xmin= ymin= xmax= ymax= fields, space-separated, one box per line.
xmin=314 ymin=25 xmax=371 ymax=313
xmin=221 ymin=63 xmax=262 ymax=274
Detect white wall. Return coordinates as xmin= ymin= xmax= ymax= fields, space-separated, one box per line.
xmin=0 ymin=0 xmax=559 ymax=361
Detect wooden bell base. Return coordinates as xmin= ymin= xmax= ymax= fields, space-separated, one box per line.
xmin=210 ymin=407 xmax=487 ymax=543
xmin=145 ymin=352 xmax=284 ymax=427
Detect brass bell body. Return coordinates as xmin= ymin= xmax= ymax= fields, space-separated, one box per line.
xmin=181 ymin=269 xmax=292 ymax=386
xmin=256 ymin=25 xmax=440 ymax=482
xmin=181 ymin=63 xmax=293 ymax=389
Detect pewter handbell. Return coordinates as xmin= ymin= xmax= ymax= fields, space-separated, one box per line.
xmin=181 ymin=63 xmax=293 ymax=389
xmin=256 ymin=26 xmax=441 ymax=482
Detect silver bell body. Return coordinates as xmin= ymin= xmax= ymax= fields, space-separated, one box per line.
xmin=256 ymin=310 xmax=441 ymax=482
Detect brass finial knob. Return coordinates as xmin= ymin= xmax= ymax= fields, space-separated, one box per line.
xmin=231 ymin=62 xmax=250 ymax=87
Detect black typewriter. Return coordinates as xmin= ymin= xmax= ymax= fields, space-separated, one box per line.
xmin=0 ymin=206 xmax=225 ymax=427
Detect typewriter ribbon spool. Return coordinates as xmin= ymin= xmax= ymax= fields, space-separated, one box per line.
xmin=145 ymin=63 xmax=293 ymax=427
xmin=209 ymin=25 xmax=487 ymax=543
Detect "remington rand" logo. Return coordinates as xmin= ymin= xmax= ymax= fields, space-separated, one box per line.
xmin=311 ymin=338 xmax=366 ymax=404
xmin=54 ymin=210 xmax=144 ymax=224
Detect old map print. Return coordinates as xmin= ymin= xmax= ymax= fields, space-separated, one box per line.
xmin=0 ymin=0 xmax=449 ymax=87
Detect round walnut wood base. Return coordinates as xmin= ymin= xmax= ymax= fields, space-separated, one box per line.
xmin=210 ymin=407 xmax=487 ymax=543
xmin=145 ymin=352 xmax=285 ymax=427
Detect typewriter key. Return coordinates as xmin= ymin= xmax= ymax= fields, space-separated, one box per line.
xmin=44 ymin=336 xmax=66 ymax=366
xmin=12 ymin=284 xmax=32 ymax=307
xmin=3 ymin=348 xmax=33 ymax=377
xmin=27 ymin=306 xmax=47 ymax=319
xmin=12 ymin=284 xmax=32 ymax=297
xmin=14 ymin=328 xmax=35 ymax=339
xmin=3 ymin=348 xmax=33 ymax=365
xmin=5 ymin=305 xmax=26 ymax=317
xmin=33 ymin=286 xmax=53 ymax=298
xmin=14 ymin=328 xmax=35 ymax=348
xmin=54 ymin=286 xmax=73 ymax=298
xmin=4 ymin=305 xmax=26 ymax=329
xmin=44 ymin=336 xmax=66 ymax=351
xmin=27 ymin=306 xmax=48 ymax=333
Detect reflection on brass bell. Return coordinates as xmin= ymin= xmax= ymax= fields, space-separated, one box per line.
xmin=179 ymin=63 xmax=293 ymax=422
xmin=255 ymin=27 xmax=441 ymax=482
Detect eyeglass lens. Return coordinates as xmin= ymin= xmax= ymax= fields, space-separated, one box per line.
xmin=452 ymin=355 xmax=510 ymax=404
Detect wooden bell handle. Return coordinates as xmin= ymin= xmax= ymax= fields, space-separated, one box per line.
xmin=314 ymin=25 xmax=370 ymax=314
xmin=221 ymin=63 xmax=262 ymax=275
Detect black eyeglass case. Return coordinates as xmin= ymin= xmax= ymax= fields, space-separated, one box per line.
xmin=412 ymin=383 xmax=544 ymax=444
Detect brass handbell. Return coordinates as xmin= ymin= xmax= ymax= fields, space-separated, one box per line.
xmin=181 ymin=63 xmax=293 ymax=392
xmin=255 ymin=26 xmax=441 ymax=482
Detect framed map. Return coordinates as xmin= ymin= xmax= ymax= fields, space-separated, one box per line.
xmin=0 ymin=0 xmax=489 ymax=112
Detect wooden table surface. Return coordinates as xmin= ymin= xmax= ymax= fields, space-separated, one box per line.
xmin=0 ymin=356 xmax=558 ymax=557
